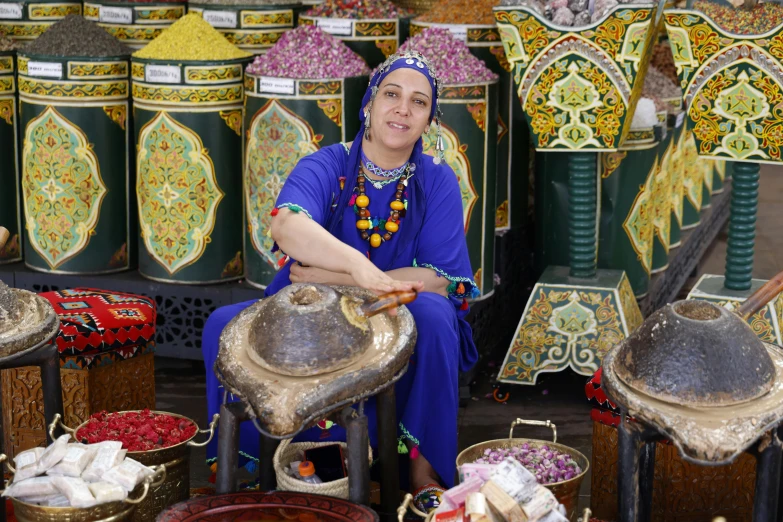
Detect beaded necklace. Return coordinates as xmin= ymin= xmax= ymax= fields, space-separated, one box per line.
xmin=360 ymin=149 xmax=409 ymax=180
xmin=354 ymin=166 xmax=407 ymax=248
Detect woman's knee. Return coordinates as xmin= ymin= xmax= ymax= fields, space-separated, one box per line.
xmin=405 ymin=292 xmax=457 ymax=325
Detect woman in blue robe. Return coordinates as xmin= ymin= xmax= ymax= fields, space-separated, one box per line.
xmin=202 ymin=50 xmax=478 ymax=512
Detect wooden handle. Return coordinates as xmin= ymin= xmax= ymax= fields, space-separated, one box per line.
xmin=360 ymin=289 xmax=418 ymax=318
xmin=0 ymin=227 xmax=9 ymax=251
xmin=736 ymin=270 xmax=783 ymax=320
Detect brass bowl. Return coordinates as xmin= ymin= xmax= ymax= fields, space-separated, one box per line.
xmin=49 ymin=410 xmax=218 ymax=522
xmin=0 ymin=454 xmax=166 ymax=522
xmin=455 ymin=419 xmax=589 ymax=522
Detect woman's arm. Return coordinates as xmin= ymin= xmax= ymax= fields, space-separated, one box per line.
xmin=272 ymin=209 xmax=423 ymax=295
xmin=290 ymin=264 xmax=448 ymax=297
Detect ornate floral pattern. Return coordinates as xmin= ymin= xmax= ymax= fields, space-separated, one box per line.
xmin=0 ymin=99 xmax=13 ymax=125
xmin=219 ymin=110 xmax=242 ymax=136
xmin=466 ymin=102 xmax=487 ymax=132
xmin=186 ymin=65 xmax=244 ymax=84
xmin=241 ymin=10 xmax=294 ymax=27
xmin=68 ymin=62 xmax=128 ymax=79
xmin=652 ymin=141 xmax=672 ymax=251
xmin=102 ymin=105 xmax=126 ymax=130
xmin=623 ymin=155 xmax=655 ymax=275
xmin=317 ymin=99 xmax=342 ymax=127
xmin=132 ymin=84 xmax=242 ymax=105
xmin=29 ymin=3 xmax=80 ymax=18
xmin=136 ymin=112 xmax=224 ymax=274
xmin=683 ymin=130 xmax=703 ymax=210
xmin=19 ymin=78 xmax=128 ymax=99
xmin=22 ymin=107 xmax=107 ymax=269
xmin=245 ymin=100 xmax=321 ymax=268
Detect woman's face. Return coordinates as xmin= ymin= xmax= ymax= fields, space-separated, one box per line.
xmin=366 ymin=67 xmax=433 ymax=152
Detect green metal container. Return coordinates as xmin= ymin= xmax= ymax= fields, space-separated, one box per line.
xmin=0 ymin=0 xmax=80 ymax=42
xmin=701 ymin=158 xmax=712 ymax=209
xmin=532 ymin=151 xmax=570 ymax=275
xmin=410 ymin=21 xmax=531 ymax=234
xmin=713 ymin=159 xmax=725 ymax=194
xmin=83 ymin=0 xmax=186 ymax=50
xmin=428 ymin=81 xmax=499 ymax=299
xmin=598 ymin=133 xmax=657 ymax=298
xmin=188 ymin=3 xmax=304 ymax=54
xmin=0 ymin=50 xmax=21 ymax=264
xmin=668 ymin=112 xmax=685 ymax=249
xmin=132 ymin=57 xmax=247 ymax=284
xmin=298 ymin=15 xmax=407 ymax=68
xmin=18 ymin=52 xmax=133 ymax=274
xmin=681 ymin=127 xmax=702 ymax=230
xmin=243 ymin=73 xmax=367 ymax=289
xmin=651 ymin=123 xmax=672 ymax=273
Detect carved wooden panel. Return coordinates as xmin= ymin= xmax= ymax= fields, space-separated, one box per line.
xmin=591 ymin=421 xmax=755 ymax=522
xmin=90 ymin=353 xmax=156 ymax=414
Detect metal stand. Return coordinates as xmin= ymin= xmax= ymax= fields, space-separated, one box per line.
xmin=0 ymin=340 xmax=63 ymax=522
xmin=724 ymin=162 xmax=759 ymax=291
xmin=215 ymin=384 xmax=400 ymax=512
xmin=617 ymin=412 xmax=782 ymax=522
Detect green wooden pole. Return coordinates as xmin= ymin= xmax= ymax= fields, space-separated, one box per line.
xmin=724 ymin=161 xmax=759 ymax=291
xmin=569 ymin=152 xmax=598 ymax=279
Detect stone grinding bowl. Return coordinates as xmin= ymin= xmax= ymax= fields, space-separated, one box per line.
xmin=215 ymin=284 xmax=417 ymax=438
xmin=0 ymin=280 xmax=59 ymax=361
xmin=602 ymin=270 xmax=783 ymax=463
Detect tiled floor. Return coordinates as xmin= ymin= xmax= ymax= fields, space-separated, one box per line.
xmin=160 ymin=164 xmax=783 ymax=509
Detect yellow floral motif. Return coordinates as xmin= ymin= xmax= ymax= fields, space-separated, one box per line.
xmin=137 ymin=112 xmax=224 ymax=275
xmin=0 ymin=56 xmax=13 ymax=73
xmin=17 ymin=56 xmax=27 ymax=74
xmin=22 ymin=106 xmax=107 ymax=270
xmin=467 ymin=28 xmax=501 ymax=44
xmin=132 ymin=83 xmax=243 ymax=105
xmin=0 ymin=77 xmax=13 ymax=94
xmin=219 ymin=110 xmax=242 ymax=136
xmin=0 ymin=99 xmax=13 ymax=125
xmin=0 ymin=23 xmax=49 ymax=40
xmin=375 ymin=39 xmax=397 ymax=58
xmin=354 ymin=21 xmax=396 ymax=37
xmin=299 ymin=81 xmax=342 ymax=96
xmin=186 ymin=65 xmax=244 ymax=84
xmin=474 ymin=268 xmax=482 ymax=293
xmin=136 ymin=6 xmax=185 ymax=21
xmin=19 ymin=78 xmax=128 ymax=99
xmin=490 ymin=45 xmax=512 ymax=73
xmin=68 ymin=62 xmax=129 ymax=79
xmin=653 ymin=146 xmax=671 ymax=252
xmin=618 ymin=274 xmax=643 ymax=331
xmin=104 ymin=26 xmax=164 ymax=43
xmin=83 ymin=3 xmax=99 ymax=17
xmin=29 ymin=3 xmax=81 ymax=19
xmin=241 ymin=10 xmax=293 ymax=27
xmin=223 ymin=30 xmax=285 ymax=49
xmin=623 ymin=154 xmax=655 ymax=275
xmin=316 ymin=99 xmax=342 ymax=127
xmin=103 ymin=105 xmax=126 ymax=130
xmin=496 ymin=200 xmax=509 ymax=229
xmin=601 ymin=151 xmax=627 ymax=178
xmin=466 ymin=102 xmax=487 ymax=132
xmin=132 ymin=63 xmax=144 ymax=81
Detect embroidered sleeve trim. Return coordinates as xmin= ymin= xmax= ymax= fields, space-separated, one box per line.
xmin=397 ymin=422 xmax=420 ymax=454
xmin=341 ymin=142 xmax=350 ymax=155
xmin=413 ymin=259 xmax=480 ymax=299
xmin=276 ymin=203 xmax=313 ymax=220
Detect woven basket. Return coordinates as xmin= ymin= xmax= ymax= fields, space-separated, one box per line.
xmin=273 ymin=439 xmax=372 ymax=499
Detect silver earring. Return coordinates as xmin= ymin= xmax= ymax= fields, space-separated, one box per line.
xmin=364 ymin=112 xmax=371 ymax=141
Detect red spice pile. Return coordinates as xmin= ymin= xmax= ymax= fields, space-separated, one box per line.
xmin=76 ymin=409 xmax=197 ymax=452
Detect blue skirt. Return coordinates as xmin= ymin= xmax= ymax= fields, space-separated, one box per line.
xmin=202 ymin=292 xmax=464 ymax=488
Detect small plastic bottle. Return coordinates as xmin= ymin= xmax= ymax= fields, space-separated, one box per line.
xmin=298 ymin=461 xmax=323 ymax=484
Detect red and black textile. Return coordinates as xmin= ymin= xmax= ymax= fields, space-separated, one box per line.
xmin=586 ymin=368 xmax=622 ymax=428
xmin=40 ymin=288 xmax=156 ymax=356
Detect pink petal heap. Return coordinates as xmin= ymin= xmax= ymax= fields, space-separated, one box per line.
xmin=305 ymin=0 xmax=412 ymax=19
xmin=398 ymin=27 xmax=498 ymax=85
xmin=246 ymin=25 xmax=370 ymax=78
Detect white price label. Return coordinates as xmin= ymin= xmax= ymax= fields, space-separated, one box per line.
xmin=0 ymin=2 xmax=22 ymax=19
xmin=145 ymin=65 xmax=181 ymax=84
xmin=28 ymin=61 xmax=62 ymax=79
xmin=258 ymin=76 xmax=295 ymax=95
xmin=100 ymin=6 xmax=133 ymax=24
xmin=203 ymin=10 xmax=237 ymax=28
xmin=315 ymin=18 xmax=353 ymax=36
xmin=444 ymin=24 xmax=468 ymax=41
xmin=676 ymin=112 xmax=685 ymax=128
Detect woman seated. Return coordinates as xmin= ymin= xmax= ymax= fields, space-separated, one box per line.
xmin=202 ymin=50 xmax=478 ymax=513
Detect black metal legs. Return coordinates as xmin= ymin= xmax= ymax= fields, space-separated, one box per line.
xmin=752 ymin=433 xmax=781 ymax=522
xmin=259 ymin=429 xmax=279 ymax=492
xmin=377 ymin=385 xmax=400 ymax=514
xmin=638 ymin=439 xmax=656 ymax=522
xmin=344 ymin=406 xmax=370 ymax=506
xmin=215 ymin=402 xmax=245 ymax=494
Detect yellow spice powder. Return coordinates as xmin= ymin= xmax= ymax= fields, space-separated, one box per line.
xmin=133 ymin=13 xmax=251 ymax=61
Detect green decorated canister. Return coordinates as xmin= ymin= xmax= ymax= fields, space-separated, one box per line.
xmin=0 ymin=0 xmax=80 ymax=42
xmin=681 ymin=127 xmax=703 ymax=230
xmin=83 ymin=0 xmax=186 ymax=50
xmin=409 ymin=20 xmax=530 ymax=234
xmin=243 ymin=73 xmax=367 ymax=288
xmin=701 ymin=158 xmax=712 ymax=209
xmin=188 ymin=3 xmax=305 ymax=54
xmin=670 ymin=114 xmax=686 ymax=242
xmin=598 ymin=134 xmax=657 ymax=298
xmin=713 ymin=159 xmax=725 ymax=193
xmin=0 ymin=49 xmax=21 ymax=263
xmin=298 ymin=15 xmax=405 ymax=67
xmin=425 ymin=81 xmax=498 ymax=299
xmin=18 ymin=51 xmax=133 ymax=273
xmin=651 ymin=123 xmax=672 ymax=273
xmin=132 ymin=57 xmax=249 ymax=283
xmin=532 ymin=151 xmax=570 ymax=275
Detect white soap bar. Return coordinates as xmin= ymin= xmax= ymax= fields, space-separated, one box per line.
xmin=82 ymin=443 xmax=126 ymax=482
xmin=37 ymin=434 xmax=71 ymax=472
xmin=102 ymin=458 xmax=153 ymax=491
xmin=51 ymin=476 xmax=97 ymax=508
xmin=521 ymin=487 xmax=558 ymax=521
xmin=491 ymin=458 xmax=538 ymax=503
xmin=88 ymin=481 xmax=128 ymax=503
xmin=47 ymin=444 xmax=96 ymax=477
xmin=2 ymin=476 xmax=59 ymax=498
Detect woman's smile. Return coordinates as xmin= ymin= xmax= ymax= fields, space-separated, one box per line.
xmin=387 ymin=120 xmax=411 ymax=132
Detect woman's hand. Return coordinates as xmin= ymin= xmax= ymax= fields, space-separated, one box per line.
xmin=349 ymin=260 xmax=424 ymax=296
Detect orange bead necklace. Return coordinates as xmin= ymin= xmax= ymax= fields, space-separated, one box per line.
xmin=354 ymin=166 xmax=407 ymax=248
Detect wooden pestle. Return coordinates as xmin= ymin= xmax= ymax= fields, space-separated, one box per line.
xmin=360 ymin=289 xmax=418 ymax=318
xmin=736 ymin=269 xmax=783 ymax=320
xmin=0 ymin=226 xmax=9 ymax=251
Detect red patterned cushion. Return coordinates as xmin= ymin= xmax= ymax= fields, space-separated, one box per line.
xmin=40 ymin=288 xmax=156 ymax=356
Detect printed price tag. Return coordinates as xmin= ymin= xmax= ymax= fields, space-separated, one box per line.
xmin=315 ymin=18 xmax=353 ymax=36
xmin=258 ymin=76 xmax=295 ymax=95
xmin=28 ymin=61 xmax=62 ymax=79
xmin=676 ymin=112 xmax=685 ymax=128
xmin=0 ymin=3 xmax=23 ymax=19
xmin=444 ymin=24 xmax=468 ymax=41
xmin=145 ymin=65 xmax=181 ymax=84
xmin=203 ymin=10 xmax=237 ymax=28
xmin=100 ymin=6 xmax=133 ymax=24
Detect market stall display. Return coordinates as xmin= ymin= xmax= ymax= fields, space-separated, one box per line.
xmin=188 ymin=0 xmax=305 ymax=54
xmin=18 ymin=16 xmax=134 ymax=275
xmin=0 ymin=33 xmax=21 ymax=264
xmin=83 ymin=0 xmax=187 ymax=50
xmin=399 ymin=26 xmax=498 ymax=298
xmin=299 ymin=0 xmax=413 ymax=68
xmin=243 ymin=25 xmax=369 ymax=288
xmin=0 ymin=0 xmax=81 ymax=43
xmin=132 ymin=14 xmax=252 ymax=284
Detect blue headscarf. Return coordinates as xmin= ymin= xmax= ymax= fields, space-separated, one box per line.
xmin=324 ymin=51 xmax=442 ymax=257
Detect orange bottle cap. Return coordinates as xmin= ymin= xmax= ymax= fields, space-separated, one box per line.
xmin=298 ymin=461 xmax=315 ymax=477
